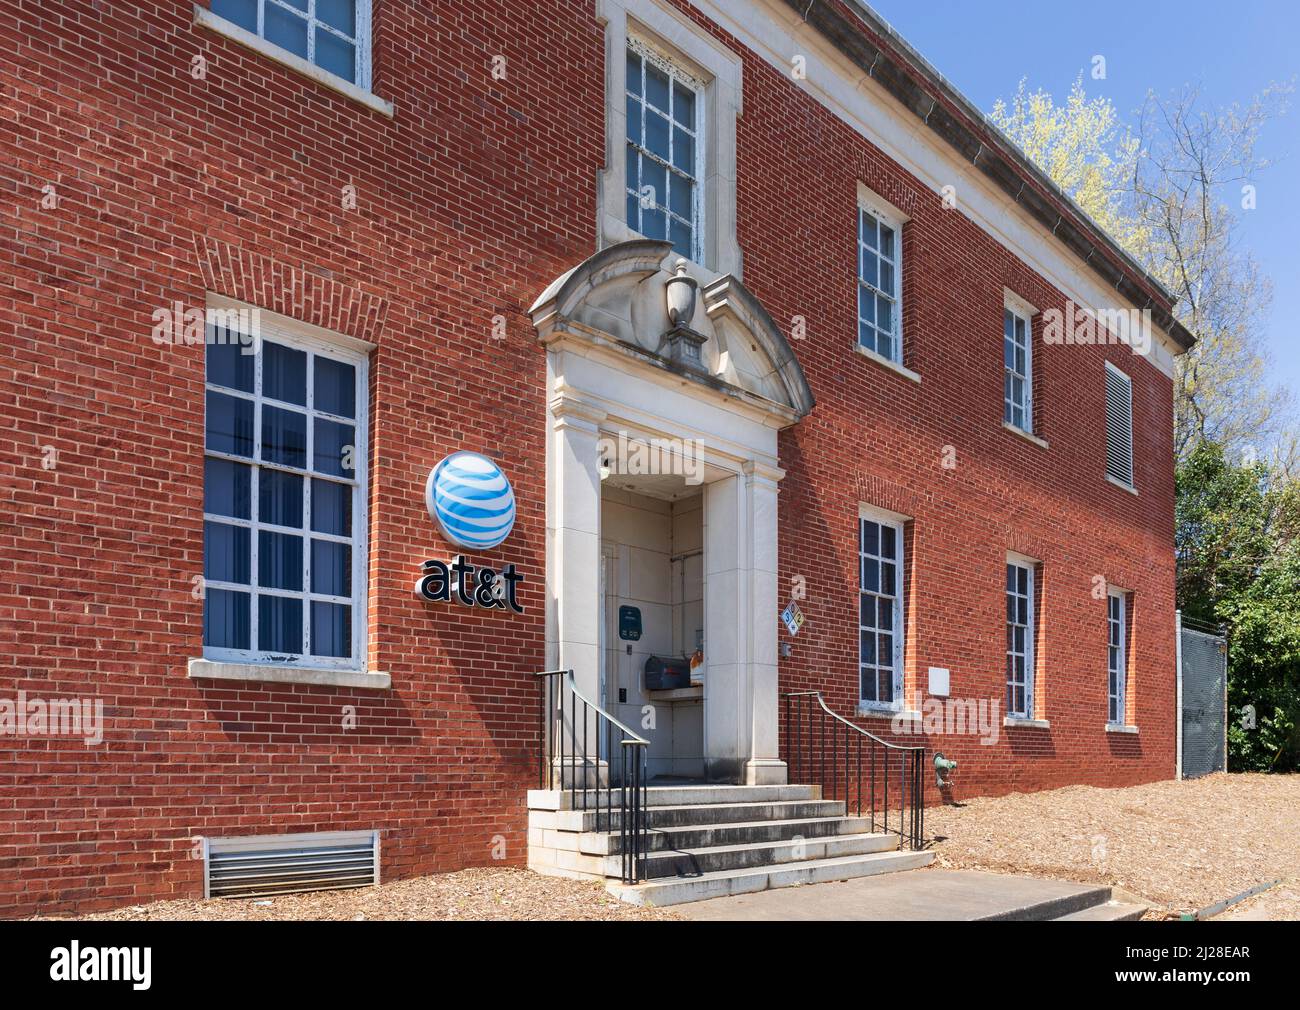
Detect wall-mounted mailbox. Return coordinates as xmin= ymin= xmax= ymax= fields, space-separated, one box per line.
xmin=644 ymin=655 xmax=691 ymax=691
xmin=618 ymin=605 xmax=642 ymax=641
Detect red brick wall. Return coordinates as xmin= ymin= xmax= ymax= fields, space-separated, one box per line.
xmin=0 ymin=0 xmax=1176 ymax=916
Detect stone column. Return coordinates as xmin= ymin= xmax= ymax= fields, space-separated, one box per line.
xmin=547 ymin=392 xmax=606 ymax=787
xmin=702 ymin=461 xmax=787 ymax=785
xmin=742 ymin=460 xmax=786 ymax=785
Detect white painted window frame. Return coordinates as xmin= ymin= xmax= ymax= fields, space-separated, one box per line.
xmin=1107 ymin=588 xmax=1128 ymax=726
xmin=1003 ymin=294 xmax=1034 ymax=434
xmin=856 ymin=185 xmax=907 ymax=365
xmin=624 ymin=36 xmax=705 ymax=263
xmin=596 ymin=0 xmax=743 ymax=276
xmin=1005 ymin=555 xmax=1036 ymax=718
xmin=202 ymin=301 xmax=370 ymax=673
xmin=1104 ymin=360 xmax=1136 ymax=490
xmin=200 ymin=0 xmax=378 ymax=97
xmin=858 ymin=504 xmax=907 ymax=711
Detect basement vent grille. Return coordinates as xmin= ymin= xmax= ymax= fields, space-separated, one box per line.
xmin=204 ymin=830 xmax=380 ymax=900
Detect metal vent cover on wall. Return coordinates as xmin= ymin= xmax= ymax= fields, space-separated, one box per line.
xmin=204 ymin=830 xmax=380 ymax=900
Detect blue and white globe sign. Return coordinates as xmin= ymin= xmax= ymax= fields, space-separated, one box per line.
xmin=426 ymin=451 xmax=517 ymax=551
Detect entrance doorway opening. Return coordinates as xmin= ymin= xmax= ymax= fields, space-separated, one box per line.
xmin=600 ymin=470 xmax=704 ymax=782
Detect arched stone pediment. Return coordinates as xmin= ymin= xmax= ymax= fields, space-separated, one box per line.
xmin=530 ymin=240 xmax=814 ymax=423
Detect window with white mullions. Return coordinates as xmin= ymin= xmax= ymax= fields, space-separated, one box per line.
xmin=210 ymin=0 xmax=371 ymax=86
xmin=857 ymin=206 xmax=902 ymax=362
xmin=624 ymin=41 xmax=701 ymax=262
xmin=203 ymin=322 xmax=368 ymax=669
xmin=1003 ymin=306 xmax=1033 ymax=432
xmin=1107 ymin=590 xmax=1128 ymax=724
xmin=859 ymin=516 xmax=904 ymax=708
xmin=1006 ymin=561 xmax=1035 ymax=717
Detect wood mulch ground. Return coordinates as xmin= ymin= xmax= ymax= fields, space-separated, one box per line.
xmin=923 ymin=772 xmax=1300 ymax=919
xmin=39 ymin=866 xmax=680 ymax=922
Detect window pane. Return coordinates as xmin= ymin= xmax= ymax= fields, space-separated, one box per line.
xmin=880 ymin=260 xmax=894 ymax=296
xmin=204 ymin=458 xmax=251 ymax=519
xmin=258 ymin=530 xmax=303 ymax=591
xmin=641 ymin=207 xmax=666 ymax=240
xmin=858 ymin=322 xmax=876 ymax=354
xmin=261 ymin=405 xmax=307 ymax=468
xmin=259 ymin=469 xmax=303 ymax=528
xmin=861 ymin=631 xmax=876 ymax=664
xmin=626 ymin=192 xmax=639 ymax=228
xmin=862 ymin=521 xmax=878 ymax=556
xmin=645 ymin=109 xmax=670 ymax=160
xmin=207 ymin=337 xmax=254 ymax=392
xmin=315 ymin=28 xmax=356 ymax=82
xmin=672 ymin=126 xmax=694 ymax=175
xmin=877 ymin=295 xmax=893 ymax=334
xmin=626 ymin=96 xmax=641 ymax=145
xmin=881 ymin=562 xmax=895 ymax=592
xmin=879 ymin=225 xmax=895 ymax=258
xmin=211 ymin=0 xmax=257 ymax=32
xmin=311 ymin=539 xmax=351 ymax=596
xmin=862 ymin=557 xmax=879 ymax=593
xmin=204 ymin=588 xmax=250 ymax=649
xmin=204 ymin=522 xmax=250 ymax=584
xmin=858 ymin=284 xmax=873 ymax=322
xmin=860 ymin=251 xmax=878 ymax=289
xmin=861 ymin=668 xmax=876 ymax=702
xmin=314 ymin=418 xmax=355 ymax=477
xmin=881 ymin=524 xmax=897 ymax=559
xmin=669 ymin=218 xmax=692 ymax=260
xmin=626 ymin=50 xmax=642 ymax=95
xmin=876 ymin=334 xmax=894 ymax=362
xmin=314 ymin=356 xmax=357 ymax=418
xmin=265 ymin=2 xmax=309 ymax=59
xmin=646 ymin=64 xmax=670 ymax=110
xmin=311 ymin=601 xmax=352 ymax=658
xmin=263 ymin=340 xmax=307 ymax=406
xmin=669 ymin=175 xmax=694 ymax=222
xmin=878 ymin=598 xmax=893 ymax=627
xmin=206 ymin=391 xmax=254 ymax=457
xmin=641 ymin=156 xmax=666 ymax=208
xmin=317 ymin=0 xmax=356 ymax=35
xmin=311 ymin=478 xmax=352 ymax=535
xmin=860 ymin=595 xmax=876 ymax=629
xmin=258 ymin=594 xmax=303 ymax=654
xmin=672 ymin=80 xmax=694 ymax=127
xmin=877 ymin=668 xmax=893 ymax=703
xmin=860 ymin=213 xmax=876 ymax=249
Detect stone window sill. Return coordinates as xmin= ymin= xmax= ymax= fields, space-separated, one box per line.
xmin=1002 ymin=421 xmax=1048 ymax=450
xmin=853 ymin=343 xmax=921 ymax=384
xmin=1106 ymin=474 xmax=1139 ymax=496
xmin=857 ymin=705 xmax=921 ymax=723
xmin=188 ymin=658 xmax=391 ymax=690
xmin=1105 ymin=723 xmax=1139 ymax=734
xmin=1004 ymin=716 xmax=1050 ymax=729
xmin=194 ymin=5 xmax=395 ymax=118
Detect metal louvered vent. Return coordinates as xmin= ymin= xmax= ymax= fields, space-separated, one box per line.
xmin=205 ymin=830 xmax=379 ymax=900
xmin=1104 ymin=363 xmax=1134 ymax=487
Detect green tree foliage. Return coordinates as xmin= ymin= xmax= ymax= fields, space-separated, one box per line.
xmin=1176 ymin=442 xmax=1300 ymax=770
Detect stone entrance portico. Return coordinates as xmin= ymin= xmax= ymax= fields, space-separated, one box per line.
xmin=529 ymin=239 xmax=814 ymax=785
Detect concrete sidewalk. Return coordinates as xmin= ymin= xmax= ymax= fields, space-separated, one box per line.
xmin=676 ymin=868 xmax=1144 ymax=920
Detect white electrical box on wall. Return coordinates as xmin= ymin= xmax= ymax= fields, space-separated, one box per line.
xmin=928 ymin=667 xmax=950 ymax=697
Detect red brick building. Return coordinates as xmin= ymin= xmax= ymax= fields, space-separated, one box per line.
xmin=0 ymin=0 xmax=1191 ymax=916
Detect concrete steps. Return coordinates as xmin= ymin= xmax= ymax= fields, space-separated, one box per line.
xmin=608 ymin=849 xmax=934 ymax=906
xmin=1053 ymin=899 xmax=1147 ymax=921
xmin=528 ymin=782 xmax=931 ymax=906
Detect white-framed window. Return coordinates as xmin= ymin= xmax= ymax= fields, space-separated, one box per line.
xmin=203 ymin=313 xmax=369 ymax=670
xmin=859 ymin=511 xmax=905 ymax=708
xmin=857 ymin=197 xmax=903 ymax=363
xmin=1107 ymin=589 xmax=1128 ymax=725
xmin=624 ymin=38 xmax=703 ymax=262
xmin=210 ymin=0 xmax=372 ymax=87
xmin=1003 ymin=302 xmax=1033 ymax=432
xmin=1006 ymin=558 xmax=1036 ymax=718
xmin=1104 ymin=361 xmax=1135 ymax=488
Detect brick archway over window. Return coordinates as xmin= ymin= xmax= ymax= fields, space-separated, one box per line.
xmin=195 ymin=235 xmax=389 ymax=345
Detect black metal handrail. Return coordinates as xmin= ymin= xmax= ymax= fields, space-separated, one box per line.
xmin=782 ymin=691 xmax=925 ymax=850
xmin=536 ymin=669 xmax=649 ymax=884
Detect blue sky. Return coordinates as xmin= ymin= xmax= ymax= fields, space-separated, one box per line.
xmin=869 ymin=0 xmax=1299 ymax=396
